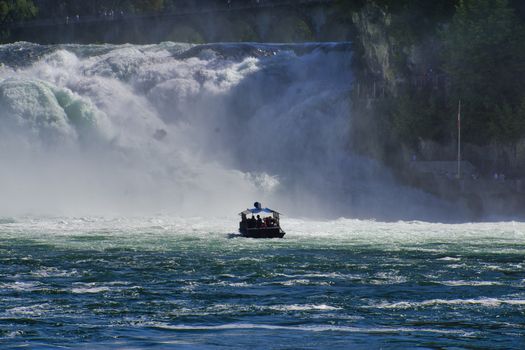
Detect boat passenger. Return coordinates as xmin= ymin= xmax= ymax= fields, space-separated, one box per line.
xmin=248 ymin=215 xmax=256 ymax=228
xmin=256 ymin=215 xmax=263 ymax=228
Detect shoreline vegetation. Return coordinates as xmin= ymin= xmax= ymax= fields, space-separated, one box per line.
xmin=1 ymin=0 xmax=525 ymax=218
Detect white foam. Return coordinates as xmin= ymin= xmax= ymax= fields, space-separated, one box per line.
xmin=148 ymin=322 xmax=466 ymax=335
xmin=71 ymin=286 xmax=111 ymax=294
xmin=437 ymin=257 xmax=461 ymax=261
xmin=212 ymin=281 xmax=251 ymax=287
xmin=70 ymin=281 xmax=134 ymax=294
xmin=31 ymin=267 xmax=79 ymax=278
xmin=268 ymin=304 xmax=342 ymax=312
xmin=438 ymin=280 xmax=504 ymax=287
xmin=369 ymin=272 xmax=408 ymax=285
xmin=370 ymin=298 xmax=525 ymax=309
xmin=5 ymin=330 xmax=23 ymax=338
xmin=6 ymin=303 xmax=53 ymax=316
xmin=1 ymin=216 xmax=524 ymax=254
xmin=0 ymin=281 xmax=41 ymax=291
xmin=271 ymin=279 xmax=314 ymax=286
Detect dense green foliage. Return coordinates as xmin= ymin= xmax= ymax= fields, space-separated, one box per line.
xmin=0 ymin=0 xmax=37 ymax=40
xmin=441 ymin=0 xmax=525 ymax=145
xmin=0 ymin=0 xmax=37 ymax=22
xmin=352 ymin=0 xmax=525 ymax=153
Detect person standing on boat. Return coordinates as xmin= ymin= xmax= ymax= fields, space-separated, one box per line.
xmin=248 ymin=215 xmax=256 ymax=228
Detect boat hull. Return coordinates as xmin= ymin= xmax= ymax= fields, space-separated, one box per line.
xmin=239 ymin=227 xmax=285 ymax=238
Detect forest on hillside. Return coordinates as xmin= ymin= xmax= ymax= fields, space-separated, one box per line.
xmin=352 ymin=0 xmax=525 ymax=170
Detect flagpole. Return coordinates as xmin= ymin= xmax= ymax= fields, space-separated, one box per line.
xmin=457 ymin=99 xmax=461 ymax=179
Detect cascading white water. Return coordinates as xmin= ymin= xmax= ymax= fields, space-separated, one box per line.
xmin=0 ymin=42 xmax=459 ymax=219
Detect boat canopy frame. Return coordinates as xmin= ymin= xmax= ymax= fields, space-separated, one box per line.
xmin=239 ymin=208 xmax=280 ymax=216
xmin=239 ymin=202 xmax=281 ymax=218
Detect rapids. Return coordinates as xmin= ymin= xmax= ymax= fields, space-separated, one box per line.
xmin=0 ymin=216 xmax=524 ymax=348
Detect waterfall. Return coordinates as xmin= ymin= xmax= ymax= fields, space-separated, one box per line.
xmin=0 ymin=41 xmax=458 ymax=219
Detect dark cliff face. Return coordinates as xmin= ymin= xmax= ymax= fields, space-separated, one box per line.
xmin=351 ymin=4 xmax=397 ymax=86
xmin=350 ymin=3 xmax=443 ymax=94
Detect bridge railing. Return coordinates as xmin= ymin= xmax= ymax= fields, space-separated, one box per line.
xmin=8 ymin=0 xmax=335 ymax=29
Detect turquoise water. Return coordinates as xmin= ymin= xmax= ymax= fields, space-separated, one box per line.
xmin=0 ymin=217 xmax=524 ymax=349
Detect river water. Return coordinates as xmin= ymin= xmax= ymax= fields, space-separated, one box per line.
xmin=0 ymin=217 xmax=523 ymax=348
xmin=0 ymin=42 xmax=523 ymax=348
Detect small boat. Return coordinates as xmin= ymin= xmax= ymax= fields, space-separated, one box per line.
xmin=239 ymin=202 xmax=285 ymax=238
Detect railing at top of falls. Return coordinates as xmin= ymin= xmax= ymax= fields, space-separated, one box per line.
xmin=7 ymin=0 xmax=335 ymax=29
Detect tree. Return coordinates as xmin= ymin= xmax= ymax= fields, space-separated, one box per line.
xmin=133 ymin=0 xmax=164 ymax=12
xmin=0 ymin=0 xmax=37 ymax=23
xmin=392 ymin=89 xmax=451 ymax=147
xmin=0 ymin=0 xmax=37 ymax=42
xmin=267 ymin=15 xmax=313 ymax=43
xmin=230 ymin=19 xmax=258 ymax=42
xmin=167 ymin=24 xmax=203 ymax=43
xmin=441 ymin=0 xmax=525 ymax=144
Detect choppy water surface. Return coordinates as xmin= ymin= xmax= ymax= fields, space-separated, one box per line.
xmin=0 ymin=217 xmax=524 ymax=349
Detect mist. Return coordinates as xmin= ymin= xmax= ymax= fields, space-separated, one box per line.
xmin=0 ymin=42 xmax=463 ymax=220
